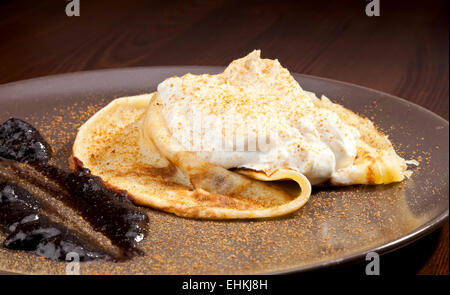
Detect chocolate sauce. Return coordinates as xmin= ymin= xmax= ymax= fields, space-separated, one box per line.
xmin=0 ymin=118 xmax=148 ymax=260
xmin=0 ymin=181 xmax=39 ymax=231
xmin=0 ymin=182 xmax=109 ymax=261
xmin=35 ymin=163 xmax=148 ymax=255
xmin=0 ymin=118 xmax=51 ymax=163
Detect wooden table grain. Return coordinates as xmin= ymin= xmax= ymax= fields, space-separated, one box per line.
xmin=0 ymin=0 xmax=448 ymax=275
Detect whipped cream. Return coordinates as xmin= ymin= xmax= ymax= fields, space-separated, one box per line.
xmin=156 ymin=50 xmax=359 ymax=184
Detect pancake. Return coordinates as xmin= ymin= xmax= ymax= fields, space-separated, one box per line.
xmin=72 ymin=94 xmax=311 ymax=219
xmin=306 ymin=92 xmax=414 ymax=185
xmin=72 ymin=51 xmax=413 ymax=219
xmin=153 ymin=50 xmax=413 ymax=186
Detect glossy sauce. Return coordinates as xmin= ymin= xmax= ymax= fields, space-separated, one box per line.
xmin=0 ymin=118 xmax=148 ymax=260
xmin=0 ymin=181 xmax=110 ymax=261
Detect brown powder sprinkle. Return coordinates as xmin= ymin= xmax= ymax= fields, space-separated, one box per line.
xmin=0 ymin=88 xmax=446 ymax=274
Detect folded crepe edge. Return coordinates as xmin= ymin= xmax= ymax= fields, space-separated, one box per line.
xmin=142 ymin=93 xmax=312 ymax=218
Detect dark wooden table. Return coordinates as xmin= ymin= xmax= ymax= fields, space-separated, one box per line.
xmin=0 ymin=0 xmax=448 ymax=275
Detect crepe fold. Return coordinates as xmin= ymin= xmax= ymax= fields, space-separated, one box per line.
xmin=72 ymin=93 xmax=311 ymax=219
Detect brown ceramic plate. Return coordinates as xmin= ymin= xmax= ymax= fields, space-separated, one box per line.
xmin=0 ymin=67 xmax=448 ymax=274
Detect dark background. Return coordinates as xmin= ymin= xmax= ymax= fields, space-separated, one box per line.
xmin=0 ymin=0 xmax=448 ymax=274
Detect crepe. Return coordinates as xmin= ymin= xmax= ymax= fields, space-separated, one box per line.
xmin=72 ymin=49 xmax=413 ymax=220
xmin=307 ymin=92 xmax=413 ymax=185
xmin=72 ymin=94 xmax=311 ymax=219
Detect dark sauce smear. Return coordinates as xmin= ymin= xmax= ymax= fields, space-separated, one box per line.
xmin=0 ymin=118 xmax=148 ymax=260
xmin=0 ymin=182 xmax=109 ymax=261
xmin=35 ymin=162 xmax=149 ymax=256
xmin=0 ymin=118 xmax=51 ymax=163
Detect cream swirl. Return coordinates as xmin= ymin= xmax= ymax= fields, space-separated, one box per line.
xmin=155 ymin=50 xmax=359 ymax=184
